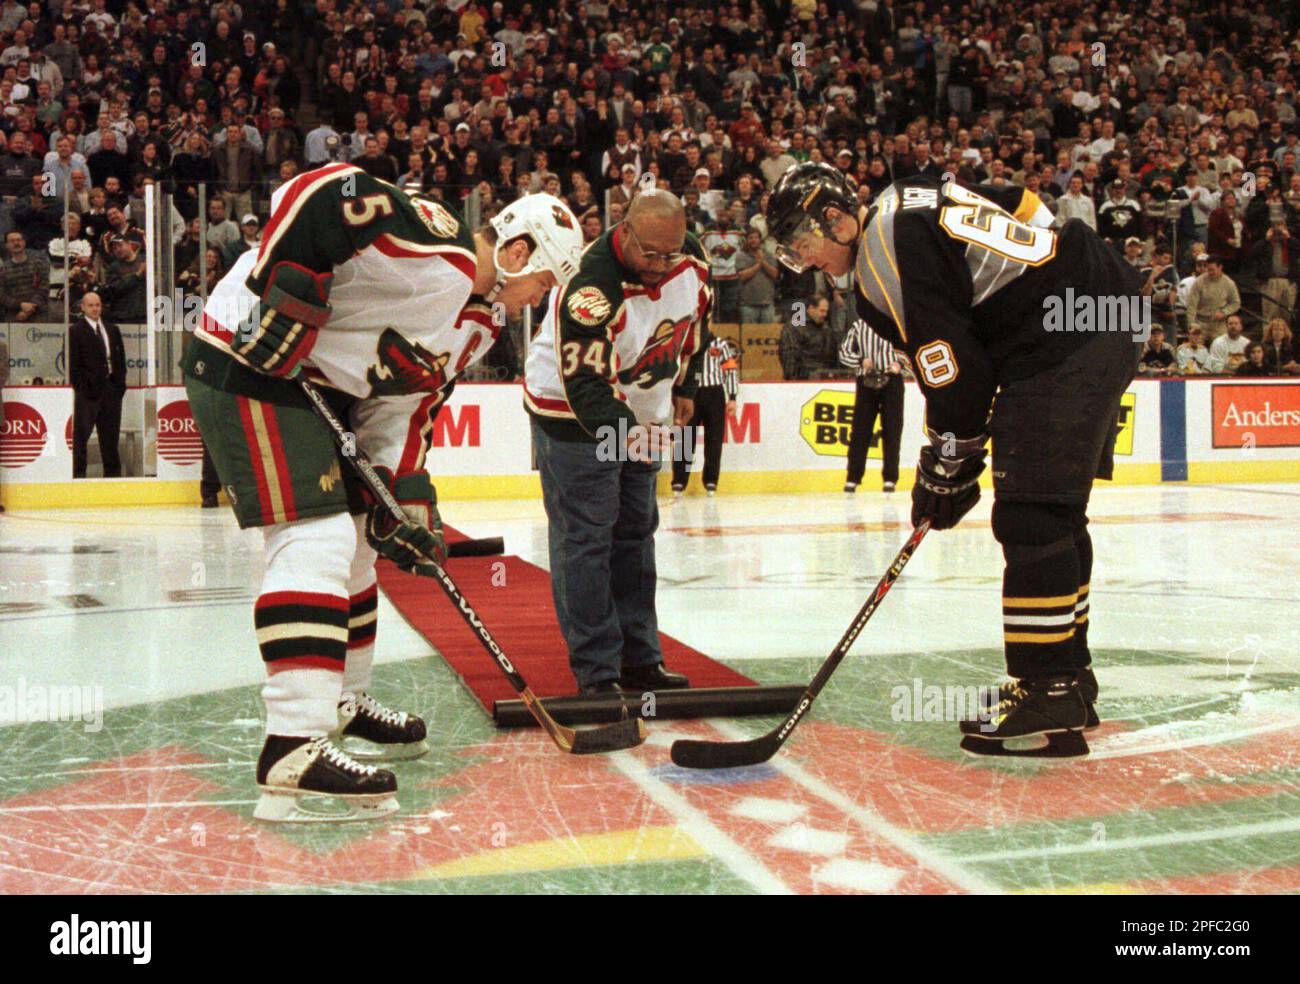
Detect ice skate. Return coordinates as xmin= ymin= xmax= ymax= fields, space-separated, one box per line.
xmin=334 ymin=691 xmax=429 ymax=761
xmin=981 ymin=665 xmax=1100 ymax=729
xmin=960 ymin=674 xmax=1090 ymax=758
xmin=253 ymin=735 xmax=399 ymax=823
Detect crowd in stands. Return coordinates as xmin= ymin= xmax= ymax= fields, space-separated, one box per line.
xmin=0 ymin=0 xmax=1296 ymax=381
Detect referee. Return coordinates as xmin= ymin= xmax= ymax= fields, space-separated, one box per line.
xmin=839 ymin=318 xmax=905 ymax=494
xmin=672 ymin=336 xmax=740 ymax=497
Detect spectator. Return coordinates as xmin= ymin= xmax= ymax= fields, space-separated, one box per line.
xmin=1207 ymin=191 xmax=1244 ymax=270
xmin=85 ymin=130 xmax=131 ymax=190
xmin=204 ymin=197 xmax=240 ymax=253
xmin=1185 ymin=256 xmax=1241 ymax=341
xmin=263 ymin=108 xmax=300 ymax=174
xmin=1138 ymin=327 xmax=1177 ymax=376
xmin=759 ymin=139 xmax=796 ymax=190
xmin=1176 ymin=326 xmax=1212 ymax=375
xmin=98 ymin=236 xmax=147 ymax=324
xmin=12 ymin=172 xmax=62 ymax=251
xmin=69 ymin=290 xmax=125 ymax=478
xmin=0 ymin=130 xmax=38 ymax=198
xmin=354 ymin=136 xmax=399 ymax=183
xmin=735 ymin=228 xmax=779 ymax=324
xmin=1054 ymin=174 xmax=1096 ymax=230
xmin=1140 ymin=245 xmax=1179 ymax=335
xmin=1246 ymin=222 xmax=1300 ymax=326
xmin=1097 ymin=179 xmax=1142 ymax=248
xmin=47 ymin=211 xmax=92 ymax=305
xmin=1234 ymin=342 xmax=1270 ymax=377
xmin=0 ymin=229 xmax=48 ymax=321
xmin=1261 ymin=319 xmax=1300 ymax=376
xmin=779 ymin=295 xmax=836 ymax=380
xmin=214 ymin=124 xmax=259 ymax=222
xmin=700 ymin=207 xmax=745 ymax=323
xmin=1209 ymin=314 xmax=1250 ymax=374
xmin=223 ymin=214 xmax=262 ymax=268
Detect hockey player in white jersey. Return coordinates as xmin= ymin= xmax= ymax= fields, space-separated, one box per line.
xmin=182 ymin=165 xmax=582 ymax=820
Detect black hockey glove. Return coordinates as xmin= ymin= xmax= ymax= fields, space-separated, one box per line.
xmin=911 ymin=435 xmax=987 ymax=531
xmin=364 ymin=470 xmax=447 ymax=575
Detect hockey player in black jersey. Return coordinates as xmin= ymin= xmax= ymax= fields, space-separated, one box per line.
xmin=766 ymin=162 xmax=1146 ymax=757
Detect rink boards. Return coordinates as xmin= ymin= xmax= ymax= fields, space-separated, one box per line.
xmin=1 ymin=377 xmax=1298 ymax=506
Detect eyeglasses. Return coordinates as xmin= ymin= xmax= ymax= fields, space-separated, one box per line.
xmin=623 ymin=222 xmax=684 ymax=265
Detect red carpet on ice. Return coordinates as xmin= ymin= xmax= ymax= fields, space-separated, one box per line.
xmin=377 ymin=527 xmax=754 ymax=709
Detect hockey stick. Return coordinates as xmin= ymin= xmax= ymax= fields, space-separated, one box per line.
xmin=298 ymin=379 xmax=646 ymax=755
xmin=446 ymin=536 xmax=505 ymax=558
xmin=670 ymin=520 xmax=930 ymax=769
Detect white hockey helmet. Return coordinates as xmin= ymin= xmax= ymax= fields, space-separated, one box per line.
xmin=487 ymin=193 xmax=583 ymax=298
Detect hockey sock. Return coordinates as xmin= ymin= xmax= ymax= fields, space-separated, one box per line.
xmin=342 ymin=516 xmax=379 ymax=695
xmin=342 ymin=580 xmax=378 ymax=693
xmin=1071 ymin=522 xmax=1093 ymax=670
xmin=1001 ymin=538 xmax=1079 ymax=679
xmin=258 ymin=513 xmax=357 ymax=735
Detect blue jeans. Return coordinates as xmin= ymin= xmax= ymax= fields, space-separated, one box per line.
xmin=532 ymin=419 xmax=663 ymax=687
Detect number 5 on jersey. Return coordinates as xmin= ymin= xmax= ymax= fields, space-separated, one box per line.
xmin=561 ymin=340 xmax=609 ymax=377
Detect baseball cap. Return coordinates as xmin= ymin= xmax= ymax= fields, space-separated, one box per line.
xmin=694 ymin=167 xmax=710 ymax=178
xmin=1124 ymin=236 xmax=1141 ymax=246
xmin=456 ymin=122 xmax=470 ymax=133
xmin=241 ymin=214 xmax=259 ymax=226
xmin=1111 ymin=178 xmax=1125 ymax=188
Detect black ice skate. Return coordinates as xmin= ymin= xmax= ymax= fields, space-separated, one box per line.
xmin=253 ymin=735 xmax=399 ymax=823
xmin=961 ymin=674 xmax=1090 ymax=758
xmin=981 ymin=665 xmax=1100 ymax=729
xmin=334 ymin=691 xmax=429 ymax=761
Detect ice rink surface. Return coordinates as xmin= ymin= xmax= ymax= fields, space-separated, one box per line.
xmin=2 ymin=483 xmax=1298 ymax=894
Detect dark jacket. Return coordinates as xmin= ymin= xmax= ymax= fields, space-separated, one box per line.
xmin=69 ymin=315 xmax=127 ymax=398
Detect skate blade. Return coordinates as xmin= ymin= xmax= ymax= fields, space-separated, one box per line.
xmin=335 ymin=735 xmax=430 ymax=762
xmin=960 ymin=729 xmax=1090 ymax=759
xmin=253 ymin=789 xmax=400 ymax=823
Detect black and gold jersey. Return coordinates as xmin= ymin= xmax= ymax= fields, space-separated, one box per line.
xmin=853 ymin=176 xmax=1143 ymax=439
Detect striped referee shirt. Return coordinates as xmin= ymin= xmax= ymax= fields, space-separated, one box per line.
xmin=838 ymin=319 xmax=900 ymax=377
xmin=698 ymin=337 xmax=740 ymax=399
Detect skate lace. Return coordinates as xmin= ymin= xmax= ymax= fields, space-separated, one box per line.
xmin=358 ymin=693 xmax=408 ymax=727
xmin=314 ymin=737 xmax=380 ymax=776
xmin=996 ymin=683 xmax=1028 ymax=711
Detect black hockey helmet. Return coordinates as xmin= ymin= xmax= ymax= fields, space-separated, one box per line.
xmin=766 ymin=161 xmax=859 ymax=272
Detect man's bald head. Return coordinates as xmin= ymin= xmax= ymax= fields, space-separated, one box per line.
xmin=626 ymin=188 xmax=685 ymax=230
xmin=623 ymin=189 xmax=686 ymax=286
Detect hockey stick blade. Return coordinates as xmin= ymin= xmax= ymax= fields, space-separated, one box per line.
xmin=571 ymin=716 xmax=648 ymax=754
xmin=670 ymin=731 xmax=780 ymax=769
xmin=446 ymin=536 xmax=505 ymax=558
xmin=669 ymin=522 xmax=929 ymax=770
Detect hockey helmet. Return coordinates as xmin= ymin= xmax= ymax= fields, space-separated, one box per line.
xmin=766 ymin=161 xmax=859 ymax=272
xmin=487 ymin=193 xmax=584 ymax=298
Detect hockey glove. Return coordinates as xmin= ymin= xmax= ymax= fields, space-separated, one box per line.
xmin=364 ymin=469 xmax=447 ymax=575
xmin=233 ymin=261 xmax=333 ymax=378
xmin=911 ymin=434 xmax=987 ymax=531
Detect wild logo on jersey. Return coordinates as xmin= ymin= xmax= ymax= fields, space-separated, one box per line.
xmin=411 ymin=196 xmax=460 ymax=238
xmin=618 ymin=316 xmax=691 ymax=389
xmin=366 ymin=327 xmax=451 ymax=397
xmin=567 ymin=285 xmax=611 ymax=326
